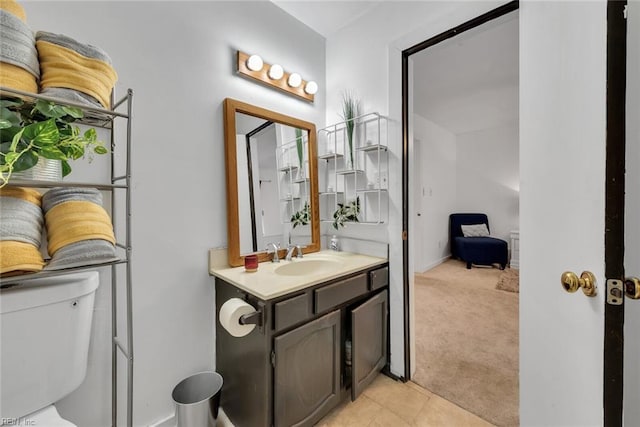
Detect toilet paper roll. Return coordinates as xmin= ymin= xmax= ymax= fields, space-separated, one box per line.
xmin=219 ymin=298 xmax=256 ymax=337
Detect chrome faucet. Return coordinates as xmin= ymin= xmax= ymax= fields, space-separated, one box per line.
xmin=286 ymin=244 xmax=304 ymax=261
xmin=265 ymin=242 xmax=280 ymax=262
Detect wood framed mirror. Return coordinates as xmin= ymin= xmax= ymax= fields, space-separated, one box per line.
xmin=223 ymin=98 xmax=320 ymax=267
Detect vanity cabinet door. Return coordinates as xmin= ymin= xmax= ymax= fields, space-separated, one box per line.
xmin=351 ymin=290 xmax=388 ymax=401
xmin=273 ymin=309 xmax=341 ymax=427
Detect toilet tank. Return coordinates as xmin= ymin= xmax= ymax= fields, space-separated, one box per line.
xmin=0 ymin=271 xmax=100 ymax=420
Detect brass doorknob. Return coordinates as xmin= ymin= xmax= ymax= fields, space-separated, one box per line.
xmin=561 ymin=271 xmax=598 ymax=297
xmin=625 ymin=277 xmax=640 ymax=299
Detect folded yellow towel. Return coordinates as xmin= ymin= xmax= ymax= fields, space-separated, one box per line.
xmin=36 ymin=40 xmax=117 ymax=109
xmin=0 ymin=186 xmax=44 ymax=275
xmin=0 ymin=240 xmax=45 ymax=275
xmin=0 ymin=0 xmax=26 ymax=22
xmin=45 ymin=200 xmax=115 ymax=255
xmin=0 ymin=186 xmax=42 ymax=206
xmin=0 ymin=61 xmax=38 ymax=94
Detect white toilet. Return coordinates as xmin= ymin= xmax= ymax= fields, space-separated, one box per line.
xmin=0 ymin=271 xmax=100 ymax=426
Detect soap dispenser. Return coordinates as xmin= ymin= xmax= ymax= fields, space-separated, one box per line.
xmin=329 ymin=235 xmax=340 ymax=251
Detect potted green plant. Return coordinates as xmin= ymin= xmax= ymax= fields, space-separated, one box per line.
xmin=340 ymin=91 xmax=360 ymax=170
xmin=291 ymin=201 xmax=311 ymax=228
xmin=332 ymin=196 xmax=360 ymax=229
xmin=0 ymin=98 xmax=107 ymax=187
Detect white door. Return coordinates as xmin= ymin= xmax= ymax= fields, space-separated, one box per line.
xmin=625 ymin=1 xmax=640 ymax=425
xmin=520 ymin=1 xmax=628 ymax=425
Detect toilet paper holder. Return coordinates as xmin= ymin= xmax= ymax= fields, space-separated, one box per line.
xmin=238 ymin=301 xmax=265 ymax=332
xmin=239 ymin=310 xmax=262 ymax=326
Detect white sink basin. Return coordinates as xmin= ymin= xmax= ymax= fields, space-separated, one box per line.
xmin=274 ymin=259 xmax=342 ymax=276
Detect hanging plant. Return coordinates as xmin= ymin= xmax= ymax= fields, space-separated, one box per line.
xmin=0 ymin=98 xmax=107 ymax=187
xmin=332 ymin=196 xmax=360 ymax=229
xmin=291 ymin=201 xmax=311 ymax=228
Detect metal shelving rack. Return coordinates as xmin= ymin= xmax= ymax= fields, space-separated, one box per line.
xmin=317 ymin=112 xmax=389 ymax=226
xmin=0 ymin=86 xmax=134 ymax=427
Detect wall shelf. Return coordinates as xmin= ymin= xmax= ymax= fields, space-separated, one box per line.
xmin=318 ymin=113 xmax=389 ymax=226
xmin=357 ymin=144 xmax=387 ymax=152
xmin=319 ymin=152 xmax=343 ymax=160
xmin=336 ymin=169 xmax=365 ymax=175
xmin=276 ymin=133 xmax=311 ymax=225
xmin=279 ymin=165 xmax=299 ymax=173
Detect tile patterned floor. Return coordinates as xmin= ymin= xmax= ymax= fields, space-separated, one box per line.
xmin=315 ymin=374 xmax=495 ymax=427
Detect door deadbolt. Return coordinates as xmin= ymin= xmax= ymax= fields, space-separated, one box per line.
xmin=625 ymin=277 xmax=640 ymax=299
xmin=561 ymin=271 xmax=598 ymax=297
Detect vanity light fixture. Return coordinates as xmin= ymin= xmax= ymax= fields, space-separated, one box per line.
xmin=287 ymin=73 xmax=302 ymax=88
xmin=304 ymin=81 xmax=318 ymax=95
xmin=268 ymin=64 xmax=284 ymax=80
xmin=236 ymin=50 xmax=316 ymax=103
xmin=246 ymin=54 xmax=263 ymax=72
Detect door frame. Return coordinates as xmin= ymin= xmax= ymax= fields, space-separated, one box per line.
xmin=400 ymin=0 xmax=519 ymax=381
xmin=604 ymin=1 xmax=627 ymax=425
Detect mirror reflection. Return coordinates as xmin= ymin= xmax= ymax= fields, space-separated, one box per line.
xmin=235 ymin=114 xmax=310 ymax=254
xmin=223 ymin=98 xmax=319 ymax=267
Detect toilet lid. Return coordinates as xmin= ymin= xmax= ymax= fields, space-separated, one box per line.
xmin=17 ymin=405 xmax=76 ymax=426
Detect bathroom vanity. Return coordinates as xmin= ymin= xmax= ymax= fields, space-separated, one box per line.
xmin=211 ymin=251 xmax=389 ymax=427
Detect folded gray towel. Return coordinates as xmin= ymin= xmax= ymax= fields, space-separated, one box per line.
xmin=40 ymin=87 xmax=102 ymax=109
xmin=0 ymin=196 xmax=43 ymax=246
xmin=44 ymin=239 xmax=118 ymax=270
xmin=35 ymin=31 xmax=112 ymax=64
xmin=42 ymin=187 xmax=103 ymax=213
xmin=0 ymin=10 xmax=39 ymax=77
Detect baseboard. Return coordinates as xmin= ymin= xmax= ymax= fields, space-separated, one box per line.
xmin=150 ymin=408 xmax=235 ymax=427
xmin=419 ymin=255 xmax=451 ymax=273
xmin=149 ymin=414 xmax=175 ymax=427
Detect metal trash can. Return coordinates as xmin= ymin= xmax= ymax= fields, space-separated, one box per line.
xmin=172 ymin=371 xmax=223 ymax=427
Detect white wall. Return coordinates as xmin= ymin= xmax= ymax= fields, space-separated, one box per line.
xmin=625 ymin=1 xmax=640 ymax=424
xmin=456 ymin=122 xmax=519 ymax=243
xmin=412 ymin=114 xmax=457 ymax=273
xmin=412 ymin=114 xmax=519 ymax=273
xmin=22 ymin=2 xmax=325 ymax=426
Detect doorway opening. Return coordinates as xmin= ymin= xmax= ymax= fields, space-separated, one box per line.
xmin=402 ymin=2 xmax=519 ymax=425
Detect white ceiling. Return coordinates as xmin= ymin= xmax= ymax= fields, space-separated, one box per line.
xmin=412 ymin=10 xmax=519 ymax=135
xmin=271 ymin=1 xmax=382 ymax=38
xmin=271 ymin=2 xmax=518 ymax=136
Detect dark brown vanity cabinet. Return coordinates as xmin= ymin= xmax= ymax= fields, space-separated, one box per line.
xmin=351 ymin=289 xmax=388 ymax=401
xmin=273 ymin=310 xmax=341 ymax=427
xmin=215 ymin=264 xmax=389 ymax=427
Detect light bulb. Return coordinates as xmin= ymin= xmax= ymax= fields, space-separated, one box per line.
xmin=304 ymin=81 xmax=318 ymax=95
xmin=268 ymin=64 xmax=284 ymax=80
xmin=288 ymin=73 xmax=302 ymax=88
xmin=246 ymin=54 xmax=263 ymax=71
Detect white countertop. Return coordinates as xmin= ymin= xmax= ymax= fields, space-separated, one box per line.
xmin=209 ymin=250 xmax=387 ymax=300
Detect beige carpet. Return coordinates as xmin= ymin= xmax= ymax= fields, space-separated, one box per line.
xmin=496 ymin=268 xmax=519 ymax=293
xmin=413 ymin=259 xmax=519 ymax=427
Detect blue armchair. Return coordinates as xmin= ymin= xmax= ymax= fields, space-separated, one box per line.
xmin=449 ymin=213 xmax=508 ymax=270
